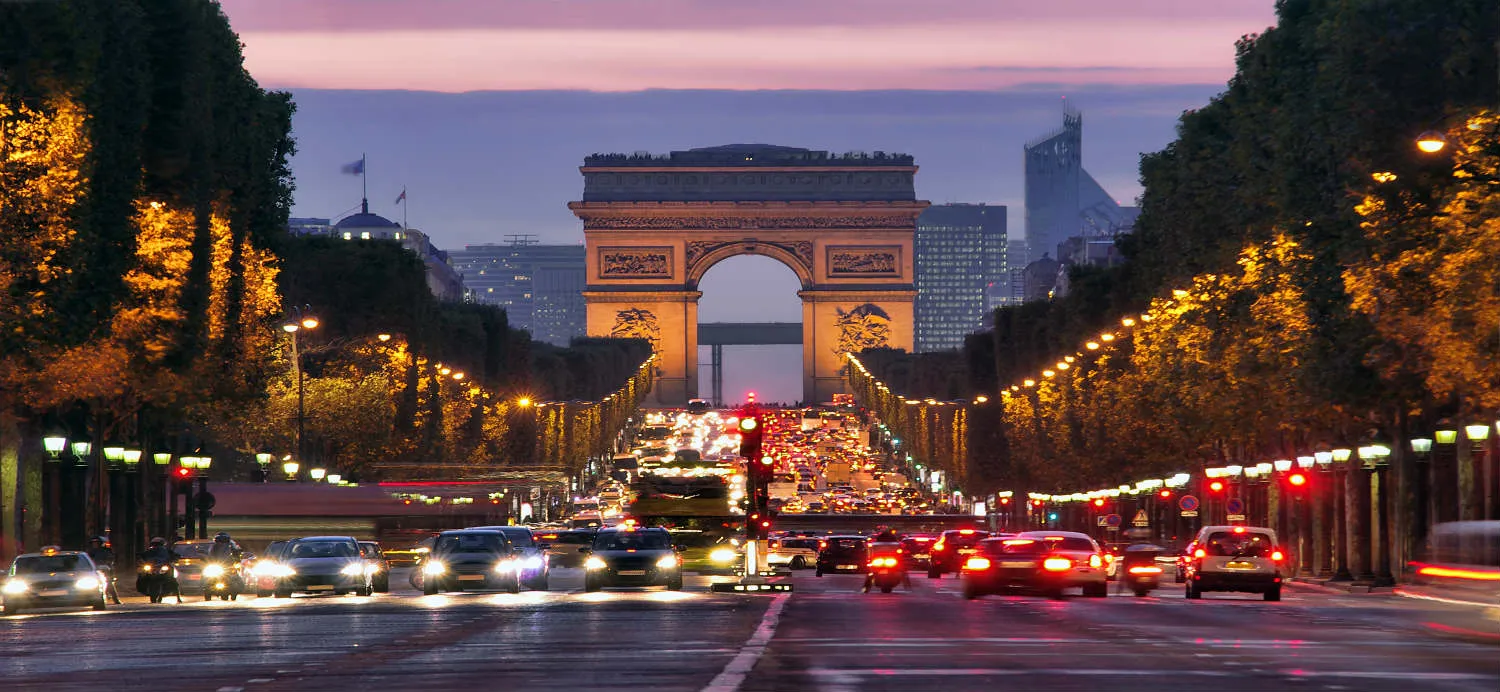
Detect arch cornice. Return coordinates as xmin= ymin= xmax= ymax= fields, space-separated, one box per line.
xmin=685 ymin=240 xmax=814 ymax=289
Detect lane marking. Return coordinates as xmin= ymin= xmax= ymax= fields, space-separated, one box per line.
xmin=700 ymin=593 xmax=791 ymax=692
xmin=809 ymin=668 xmax=1498 ymax=681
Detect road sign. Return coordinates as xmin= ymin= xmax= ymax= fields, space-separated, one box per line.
xmin=1178 ymin=495 xmax=1199 ymax=512
xmin=1096 ymin=515 xmax=1109 ymax=527
xmin=1227 ymin=514 xmax=1247 ymax=521
xmin=1131 ymin=509 xmax=1150 ymax=527
xmin=1225 ymin=497 xmax=1245 ymax=515
xmin=1181 ymin=510 xmax=1199 ymax=518
xmin=1105 ymin=513 xmax=1122 ymax=528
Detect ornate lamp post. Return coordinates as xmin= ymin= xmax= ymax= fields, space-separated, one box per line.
xmin=282 ymin=460 xmax=300 ymax=482
xmin=309 ymin=467 xmax=327 ymax=482
xmin=283 ymin=305 xmax=320 ymax=473
xmin=40 ymin=434 xmax=66 ymax=544
xmin=1330 ymin=447 xmax=1353 ymax=580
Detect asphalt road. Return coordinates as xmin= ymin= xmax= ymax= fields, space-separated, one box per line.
xmin=3 ymin=569 xmax=1498 ymax=692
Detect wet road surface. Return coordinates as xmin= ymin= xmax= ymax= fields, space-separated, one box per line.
xmin=3 ymin=569 xmax=1497 ymax=691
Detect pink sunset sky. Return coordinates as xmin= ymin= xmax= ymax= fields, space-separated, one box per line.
xmin=220 ymin=0 xmax=1277 ymax=91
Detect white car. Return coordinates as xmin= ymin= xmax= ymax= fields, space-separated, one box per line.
xmin=767 ymin=536 xmax=820 ymax=570
xmin=1184 ymin=525 xmax=1283 ymax=601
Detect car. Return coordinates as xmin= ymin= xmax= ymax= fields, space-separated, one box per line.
xmin=3 ymin=547 xmax=108 ymax=614
xmin=960 ymin=532 xmax=1108 ymax=599
xmin=927 ymin=529 xmax=991 ymax=578
xmin=899 ymin=534 xmax=936 ymax=568
xmin=383 ymin=534 xmax=436 ymax=567
xmin=471 ymin=526 xmax=549 ymax=589
xmin=359 ymin=541 xmax=391 ymax=593
xmin=1183 ymin=525 xmax=1284 ymax=601
xmin=168 ymin=539 xmax=220 ymax=594
xmin=422 ymin=530 xmax=519 ymax=594
xmin=815 ymin=535 xmax=869 ymax=576
xmin=671 ymin=530 xmax=742 ymax=574
xmin=251 ymin=540 xmax=289 ymax=596
xmin=767 ymin=536 xmax=820 ymax=570
xmin=272 ymin=536 xmax=372 ymax=597
xmin=584 ymin=527 xmax=683 ymax=591
xmin=536 ymin=529 xmax=596 ymax=568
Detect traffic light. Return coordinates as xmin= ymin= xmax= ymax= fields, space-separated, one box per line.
xmin=1287 ymin=472 xmax=1308 ymax=488
xmin=1092 ymin=498 xmax=1105 ymax=508
xmin=1209 ymin=480 xmax=1225 ymax=493
xmin=737 ymin=408 xmax=763 ymax=462
xmin=747 ymin=512 xmax=763 ymax=540
xmin=1159 ymin=489 xmax=1172 ymax=499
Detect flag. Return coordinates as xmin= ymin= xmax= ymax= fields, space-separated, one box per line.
xmin=341 ymin=157 xmax=365 ymax=175
xmin=395 ymin=189 xmax=406 ymax=205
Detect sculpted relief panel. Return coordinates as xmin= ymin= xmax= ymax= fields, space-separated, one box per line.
xmin=827 ymin=246 xmax=901 ymax=277
xmin=832 ymin=303 xmax=892 ymax=357
xmin=599 ymin=247 xmax=673 ymax=279
xmin=609 ymin=308 xmax=661 ymax=350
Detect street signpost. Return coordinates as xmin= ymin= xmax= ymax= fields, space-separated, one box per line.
xmin=1179 ymin=494 xmax=1199 ymax=518
xmin=1131 ymin=509 xmax=1150 ymax=527
xmin=1226 ymin=497 xmax=1246 ymax=522
xmin=1105 ymin=513 xmax=1122 ymax=531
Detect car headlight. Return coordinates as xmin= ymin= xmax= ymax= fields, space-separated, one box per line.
xmin=75 ymin=576 xmax=100 ymax=590
xmin=341 ymin=562 xmax=366 ymax=576
xmin=655 ymin=555 xmax=680 ymax=569
xmin=495 ymin=560 xmax=517 ymax=573
xmin=202 ymin=564 xmax=226 ymax=578
xmin=422 ymin=560 xmax=447 ymax=576
xmin=274 ymin=565 xmax=296 ymax=578
xmin=2 ymin=579 xmax=28 ymax=594
xmin=585 ymin=556 xmax=607 ymax=570
xmin=709 ymin=548 xmax=737 ymax=564
xmin=522 ymin=556 xmax=544 ymax=570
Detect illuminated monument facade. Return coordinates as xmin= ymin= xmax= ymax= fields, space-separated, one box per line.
xmin=570 ymin=144 xmax=928 ymax=405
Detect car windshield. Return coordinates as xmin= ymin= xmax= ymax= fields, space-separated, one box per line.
xmin=988 ymin=539 xmax=1046 ymax=556
xmin=1205 ymin=531 xmax=1274 ymax=557
xmin=437 ymin=533 xmax=507 ymax=554
xmin=1038 ymin=536 xmax=1097 ymax=552
xmin=826 ymin=538 xmax=867 ymax=552
xmin=670 ymin=532 xmax=727 ymax=549
xmin=289 ymin=541 xmax=358 ymax=558
xmin=13 ymin=555 xmax=83 ymax=574
xmin=265 ymin=542 xmax=287 ymax=559
xmin=595 ymin=532 xmax=672 ymax=551
xmin=553 ymin=532 xmax=594 ymax=545
xmin=780 ymin=539 xmax=819 ymax=550
xmin=944 ymin=531 xmax=989 ymax=547
xmin=497 ymin=529 xmax=534 ymax=548
xmin=173 ymin=543 xmax=211 ymax=558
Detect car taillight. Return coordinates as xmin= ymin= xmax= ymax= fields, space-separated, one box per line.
xmin=1271 ymin=550 xmax=1284 ymax=562
xmin=963 ymin=557 xmax=992 ymax=571
xmin=933 ymin=542 xmax=946 ymax=551
xmin=1088 ymin=554 xmax=1103 ymax=568
xmin=1128 ymin=566 xmax=1163 ymax=575
xmin=869 ymin=557 xmax=898 ymax=568
xmin=1193 ymin=549 xmax=1205 ymax=559
xmin=1042 ymin=557 xmax=1072 ymax=571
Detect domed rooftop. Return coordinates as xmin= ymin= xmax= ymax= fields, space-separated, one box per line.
xmin=335 ymin=211 xmax=400 ymax=229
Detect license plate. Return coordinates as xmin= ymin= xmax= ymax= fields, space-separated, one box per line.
xmin=958 ymin=549 xmax=977 ymax=555
xmin=837 ymin=565 xmax=857 ymax=570
xmin=38 ymin=589 xmax=67 ymax=597
xmin=618 ymin=570 xmax=646 ymax=576
xmin=1000 ymin=561 xmax=1032 ymax=568
xmin=308 ymin=584 xmax=335 ymax=591
xmin=186 ymin=575 xmax=201 ymax=581
xmin=915 ymin=554 xmax=929 ymax=559
xmin=1225 ymin=561 xmax=1256 ymax=569
xmin=458 ymin=574 xmax=485 ymax=581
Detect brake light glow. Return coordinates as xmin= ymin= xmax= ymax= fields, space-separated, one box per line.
xmin=959 ymin=529 xmax=975 ymax=535
xmin=1271 ymin=550 xmax=1284 ymax=562
xmin=963 ymin=557 xmax=992 ymax=571
xmin=1416 ymin=564 xmax=1500 ymax=581
xmin=1002 ymin=539 xmax=1035 ymax=546
xmin=1233 ymin=526 xmax=1246 ymax=534
xmin=1088 ymin=554 xmax=1103 ymax=568
xmin=869 ymin=557 xmax=899 ymax=568
xmin=1128 ymin=566 xmax=1163 ymax=575
xmin=1194 ymin=549 xmax=1205 ymax=558
xmin=1043 ymin=557 xmax=1072 ymax=571
xmin=933 ymin=541 xmax=946 ymax=552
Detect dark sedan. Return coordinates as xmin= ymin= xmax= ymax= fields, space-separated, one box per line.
xmin=584 ymin=527 xmax=683 ymax=591
xmin=422 ymin=530 xmax=518 ymax=594
xmin=472 ymin=526 xmax=549 ymax=590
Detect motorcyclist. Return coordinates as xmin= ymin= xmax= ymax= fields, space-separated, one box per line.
xmin=863 ymin=528 xmax=910 ymax=593
xmin=207 ymin=532 xmax=241 ymax=562
xmin=138 ymin=537 xmax=178 ymax=603
xmin=140 ymin=536 xmax=174 ymax=563
xmin=86 ymin=536 xmax=122 ymax=604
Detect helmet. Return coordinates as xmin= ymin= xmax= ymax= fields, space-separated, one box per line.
xmin=213 ymin=532 xmax=231 ymax=543
xmin=149 ymin=537 xmax=166 ymax=546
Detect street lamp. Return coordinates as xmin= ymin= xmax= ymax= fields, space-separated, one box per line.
xmin=122 ymin=449 xmax=142 ymax=468
xmin=310 ymin=467 xmax=327 ymax=481
xmin=1416 ymin=130 xmax=1447 ymax=153
xmin=326 ymin=473 xmax=342 ymax=485
xmin=283 ymin=305 xmax=320 ymax=470
xmin=1274 ymin=459 xmax=1293 ymax=473
xmin=282 ymin=460 xmax=300 ymax=480
xmin=43 ymin=434 xmax=66 ymax=459
xmin=1315 ymin=450 xmax=1333 ymax=471
xmin=103 ymin=444 xmax=125 ymax=465
xmin=70 ymin=441 xmax=91 ymax=460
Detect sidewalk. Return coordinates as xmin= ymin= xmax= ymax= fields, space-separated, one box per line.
xmin=1285 ymin=576 xmax=1395 ymax=595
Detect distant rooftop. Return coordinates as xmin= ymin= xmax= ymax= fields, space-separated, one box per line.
xmin=584 ymin=143 xmax=914 ymax=167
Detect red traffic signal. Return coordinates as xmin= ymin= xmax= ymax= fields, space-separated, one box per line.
xmin=1209 ymin=480 xmax=1225 ymax=492
xmin=175 ymin=467 xmax=191 ymax=478
xmin=999 ymin=497 xmax=1010 ymax=505
xmin=1092 ymin=499 xmax=1105 ymax=507
xmin=1159 ymin=490 xmax=1172 ymax=499
xmin=1288 ymin=473 xmax=1308 ymax=487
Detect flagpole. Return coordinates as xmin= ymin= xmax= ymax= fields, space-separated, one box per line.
xmin=402 ymin=187 xmax=408 ymax=229
xmin=361 ymin=152 xmax=368 ymax=209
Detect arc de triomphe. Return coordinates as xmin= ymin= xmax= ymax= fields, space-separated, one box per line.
xmin=570 ymin=144 xmax=928 ymax=405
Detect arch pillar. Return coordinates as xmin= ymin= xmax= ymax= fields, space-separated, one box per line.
xmin=584 ymin=289 xmax=700 ymax=406
xmin=801 ymin=288 xmax=916 ymax=405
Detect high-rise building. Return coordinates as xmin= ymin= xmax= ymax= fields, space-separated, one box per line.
xmin=914 ymin=204 xmax=1007 ymax=352
xmin=1021 ymin=105 xmax=1140 ymax=302
xmin=447 ymin=238 xmax=586 ymax=346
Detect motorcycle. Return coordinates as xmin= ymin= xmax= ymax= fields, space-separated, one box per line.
xmin=864 ymin=548 xmax=908 ymax=594
xmin=138 ymin=559 xmax=182 ymax=604
xmin=202 ymin=561 xmax=245 ymax=601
